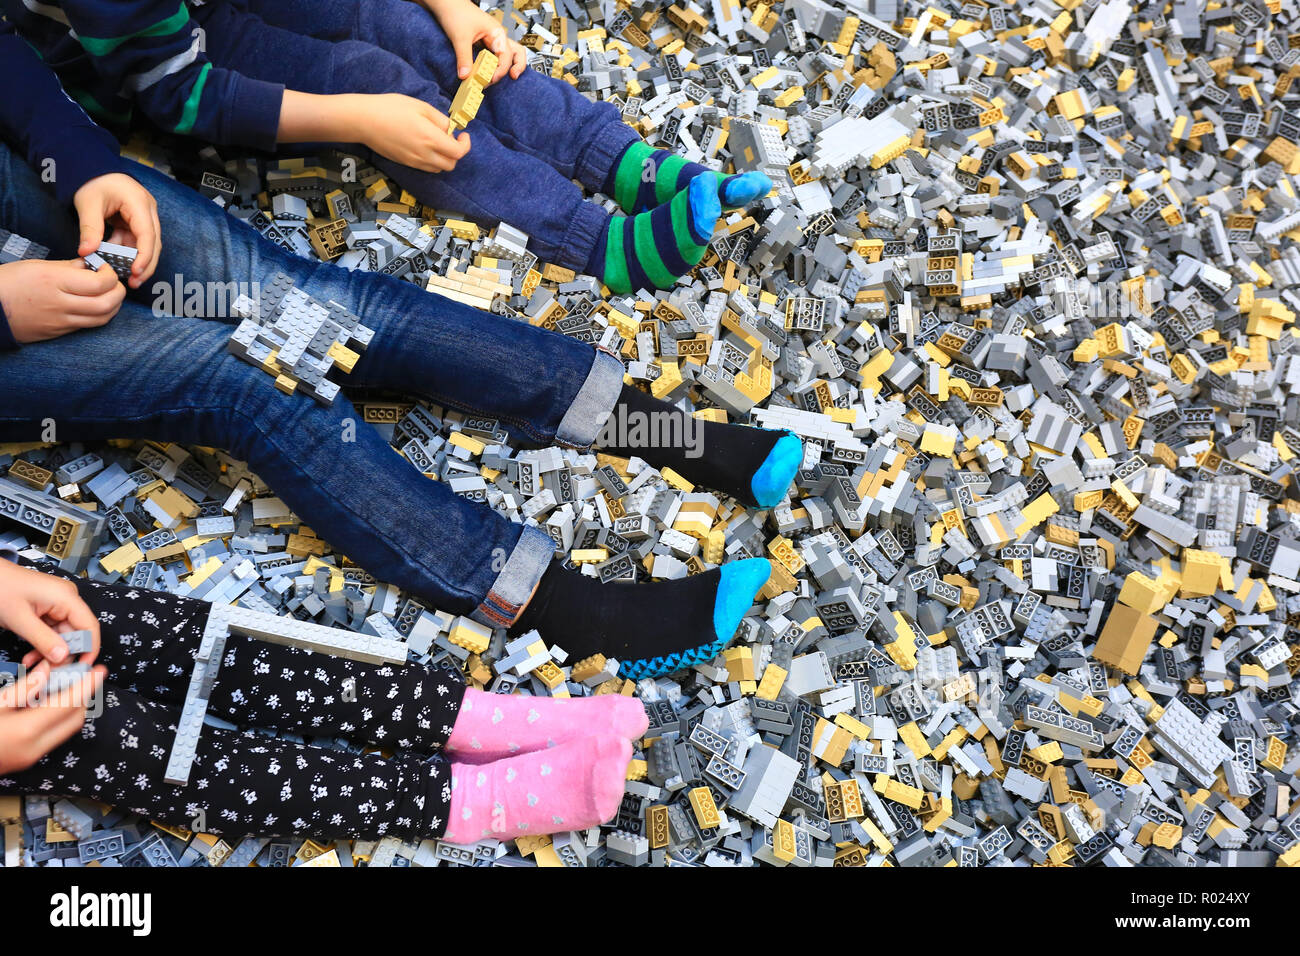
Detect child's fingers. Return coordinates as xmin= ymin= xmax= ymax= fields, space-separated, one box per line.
xmin=6 ymin=605 xmax=70 ymax=665
xmin=20 ymin=700 xmax=91 ymax=760
xmin=453 ymin=34 xmax=475 ymax=79
xmin=490 ymin=31 xmax=511 ymax=83
xmin=42 ymin=597 xmax=101 ymax=664
xmin=73 ymin=195 xmax=106 ymax=258
xmin=61 ymin=282 xmax=126 ymax=325
xmin=0 ymin=662 xmax=49 ymax=709
xmin=509 ymin=43 xmax=528 ymax=78
xmin=59 ymin=261 xmax=120 ymax=296
xmin=119 ymin=194 xmax=161 ymax=287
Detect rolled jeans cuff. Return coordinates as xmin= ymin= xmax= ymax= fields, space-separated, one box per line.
xmin=555 ymin=346 xmax=624 ymax=449
xmin=470 ymin=523 xmax=556 ymax=629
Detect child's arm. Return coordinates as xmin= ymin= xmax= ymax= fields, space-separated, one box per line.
xmin=0 ymin=561 xmax=105 ymax=774
xmin=417 ymin=0 xmax=529 ymax=83
xmin=47 ymin=2 xmax=470 ymax=172
xmin=0 ymin=259 xmax=127 ymax=347
xmin=278 ymin=90 xmax=470 ymax=173
xmin=54 ymin=0 xmax=285 ymax=152
xmin=0 ymin=21 xmax=159 ymax=348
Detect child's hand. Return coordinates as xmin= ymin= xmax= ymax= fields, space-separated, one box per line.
xmin=0 ymin=259 xmax=126 ymax=343
xmin=0 ymin=560 xmax=100 ymax=666
xmin=0 ymin=661 xmax=104 ymax=774
xmin=358 ymin=93 xmax=471 ymax=172
xmin=72 ymin=173 xmax=161 ymax=289
xmin=425 ymin=0 xmax=528 ymax=83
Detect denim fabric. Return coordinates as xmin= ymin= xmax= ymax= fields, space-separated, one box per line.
xmin=190 ymin=0 xmax=641 ymax=271
xmin=0 ymin=142 xmax=624 ymax=625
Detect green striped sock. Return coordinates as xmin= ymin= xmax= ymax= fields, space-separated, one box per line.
xmin=605 ymin=142 xmax=715 ymax=214
xmin=591 ymin=173 xmax=719 ymax=294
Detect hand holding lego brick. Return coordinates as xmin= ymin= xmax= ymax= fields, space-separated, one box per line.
xmin=71 ymin=173 xmax=160 ymax=289
xmin=356 ymin=93 xmax=471 ymax=173
xmin=422 ymin=0 xmax=527 ymax=82
xmin=0 ymin=560 xmax=100 ymax=666
xmin=0 ymin=659 xmax=104 ymax=774
xmin=0 ymin=258 xmax=125 ymax=343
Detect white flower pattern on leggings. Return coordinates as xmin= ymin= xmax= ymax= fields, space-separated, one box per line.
xmin=0 ymin=559 xmax=464 ymax=841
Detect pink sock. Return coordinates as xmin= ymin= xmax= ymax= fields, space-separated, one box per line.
xmin=442 ymin=735 xmax=632 ymax=844
xmin=445 ymin=688 xmax=648 ymax=760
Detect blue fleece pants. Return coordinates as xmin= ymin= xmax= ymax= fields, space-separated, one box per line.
xmin=192 ymin=0 xmax=640 ymax=271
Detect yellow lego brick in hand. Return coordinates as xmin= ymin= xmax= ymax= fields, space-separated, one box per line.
xmin=448 ymin=49 xmax=499 ymax=131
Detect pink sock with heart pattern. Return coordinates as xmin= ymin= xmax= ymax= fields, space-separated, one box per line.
xmin=442 ymin=735 xmax=632 ymax=844
xmin=445 ymin=687 xmax=648 ymax=760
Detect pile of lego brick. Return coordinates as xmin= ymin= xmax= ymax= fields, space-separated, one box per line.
xmin=5 ymin=0 xmax=1300 ymax=867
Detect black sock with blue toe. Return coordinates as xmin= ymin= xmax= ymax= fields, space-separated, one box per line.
xmin=510 ymin=558 xmax=772 ymax=679
xmin=597 ymin=384 xmax=801 ymax=508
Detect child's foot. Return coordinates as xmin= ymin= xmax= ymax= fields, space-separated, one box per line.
xmin=599 ymin=383 xmax=804 ymax=508
xmin=607 ymin=141 xmax=772 ymax=213
xmin=445 ymin=687 xmax=649 ymax=762
xmin=591 ymin=173 xmax=714 ymax=293
xmin=442 ymin=735 xmax=632 ymax=844
xmin=511 ymin=558 xmax=772 ymax=680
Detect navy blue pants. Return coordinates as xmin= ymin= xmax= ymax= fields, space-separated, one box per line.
xmin=192 ymin=0 xmax=640 ymax=271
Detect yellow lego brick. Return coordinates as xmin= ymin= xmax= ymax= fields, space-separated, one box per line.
xmin=688 ymin=787 xmax=720 ymax=829
xmin=659 ymin=466 xmax=694 ymax=491
xmin=570 ymin=653 xmax=607 ymax=683
xmin=448 ymin=431 xmax=486 ymax=455
xmin=1118 ymin=570 xmax=1175 ymax=614
xmin=448 ymin=617 xmax=492 ymax=654
xmin=533 ymin=660 xmax=565 ymax=689
xmin=755 ymin=664 xmax=787 ymax=699
xmin=1180 ymin=548 xmax=1225 ymax=597
xmin=99 ymin=540 xmax=143 ymax=575
xmin=834 ymin=713 xmax=872 ymax=739
xmin=899 ymin=721 xmax=932 ymax=759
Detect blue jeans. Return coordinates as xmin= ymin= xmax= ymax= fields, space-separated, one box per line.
xmin=191 ymin=0 xmax=640 ymax=271
xmin=0 ymin=142 xmax=624 ymax=627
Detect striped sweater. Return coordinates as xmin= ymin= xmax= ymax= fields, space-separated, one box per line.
xmin=2 ymin=0 xmax=283 ymax=150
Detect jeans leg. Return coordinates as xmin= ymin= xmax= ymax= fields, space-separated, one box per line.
xmin=193 ymin=2 xmax=609 ymax=269
xmin=0 ymin=144 xmax=623 ymax=449
xmin=0 ymin=303 xmax=555 ymax=627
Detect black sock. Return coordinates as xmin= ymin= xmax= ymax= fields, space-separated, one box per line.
xmin=509 ymin=558 xmax=771 ymax=680
xmin=597 ymin=384 xmax=787 ymax=507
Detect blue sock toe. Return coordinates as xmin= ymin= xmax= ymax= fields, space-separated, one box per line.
xmin=713 ymin=559 xmax=771 ymax=642
xmin=721 ymin=170 xmax=773 ymax=208
xmin=750 ymin=431 xmax=803 ymax=508
xmin=688 ymin=172 xmax=722 ymax=242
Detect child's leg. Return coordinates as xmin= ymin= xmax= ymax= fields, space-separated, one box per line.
xmin=8 ymin=560 xmax=466 ymax=752
xmin=7 ymin=561 xmax=649 ymax=759
xmin=0 ymin=306 xmax=557 ymax=632
xmin=243 ymin=0 xmax=769 ymax=214
xmin=189 ymin=2 xmax=609 ymax=272
xmin=0 ymin=145 xmax=623 ymax=452
xmin=243 ymin=0 xmax=639 ymax=190
xmin=0 ymin=684 xmax=453 ymax=840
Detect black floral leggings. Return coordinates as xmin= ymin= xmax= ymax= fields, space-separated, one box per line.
xmin=0 ymin=560 xmax=466 ymax=840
